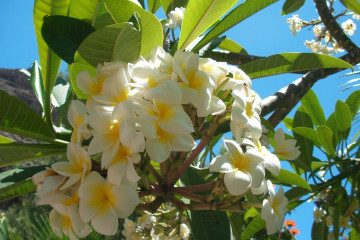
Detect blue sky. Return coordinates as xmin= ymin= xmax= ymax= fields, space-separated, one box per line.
xmin=0 ymin=0 xmax=359 ymax=239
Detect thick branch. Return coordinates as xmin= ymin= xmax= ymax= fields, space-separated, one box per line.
xmin=314 ymin=0 xmax=359 ymax=53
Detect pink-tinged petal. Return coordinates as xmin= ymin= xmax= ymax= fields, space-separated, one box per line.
xmin=107 ymin=161 xmax=126 ymax=185
xmin=169 ymin=133 xmax=196 ymax=152
xmin=51 ymin=162 xmax=74 ymax=177
xmin=209 ymin=156 xmax=236 ymax=173
xmin=146 ymin=139 xmax=171 ymax=163
xmin=49 ymin=209 xmax=62 ymax=237
xmin=91 ymin=203 xmax=118 ymax=236
xmin=224 ymin=170 xmax=251 ymax=196
xmin=126 ymin=161 xmax=141 ymax=183
xmin=60 ymin=173 xmax=82 ymax=190
xmin=248 ymin=165 xmax=265 ymax=189
xmin=223 ymin=138 xmax=243 ymax=160
xmin=111 ymin=181 xmax=139 ymax=218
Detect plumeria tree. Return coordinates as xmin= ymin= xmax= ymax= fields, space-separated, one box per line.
xmin=0 ymin=0 xmax=359 ymax=239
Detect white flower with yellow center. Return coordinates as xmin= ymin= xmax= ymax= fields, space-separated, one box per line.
xmin=180 ymin=223 xmax=191 ymax=240
xmin=137 ymin=213 xmax=155 ymax=229
xmin=231 ymin=89 xmax=262 ymax=140
xmin=122 ymin=218 xmax=137 ymax=239
xmin=313 ymin=207 xmax=326 ymax=223
xmin=286 ymin=15 xmax=302 ymax=35
xmin=138 ymin=101 xmax=196 ymax=163
xmin=68 ymin=100 xmax=91 ymax=144
xmin=273 ymin=128 xmax=300 ymax=160
xmin=49 ymin=204 xmax=91 ymax=240
xmin=209 ymin=138 xmax=265 ymax=195
xmin=168 ymin=7 xmax=185 ymax=29
xmin=173 ymin=50 xmax=215 ymax=117
xmin=51 ymin=143 xmax=92 ymax=190
xmin=129 ymin=58 xmax=181 ymax=104
xmin=261 ymin=181 xmax=288 ymax=235
xmin=342 ymin=19 xmax=356 ymax=36
xmin=225 ymin=66 xmax=252 ymax=91
xmin=78 ymin=171 xmax=139 ymax=236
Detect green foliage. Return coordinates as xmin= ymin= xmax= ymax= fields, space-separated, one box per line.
xmin=218 ymin=38 xmax=247 ymax=54
xmin=240 ymin=215 xmax=266 ymax=240
xmin=178 ymin=0 xmax=238 ymax=50
xmin=311 ymin=221 xmax=328 ymax=240
xmin=240 ymin=53 xmax=353 ymax=79
xmin=281 ymin=0 xmax=306 ymax=15
xmin=339 ymin=0 xmax=360 ymax=15
xmin=316 ymin=125 xmax=336 ymax=157
xmin=301 ymin=89 xmax=326 ymax=127
xmin=270 ymin=169 xmax=312 ymax=190
xmin=193 ymin=0 xmax=279 ymax=52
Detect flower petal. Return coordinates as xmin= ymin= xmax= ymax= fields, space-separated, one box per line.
xmin=146 ymin=139 xmax=171 ymax=163
xmin=209 ymin=156 xmax=235 ymax=173
xmin=91 ymin=203 xmax=118 ymax=236
xmin=224 ymin=170 xmax=251 ymax=196
xmin=107 ymin=161 xmax=126 ymax=185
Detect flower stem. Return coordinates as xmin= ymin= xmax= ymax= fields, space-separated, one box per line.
xmin=148 ymin=164 xmax=163 ymax=183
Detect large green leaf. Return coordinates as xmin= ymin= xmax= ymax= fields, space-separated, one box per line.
xmin=0 ymin=90 xmax=55 ymax=142
xmin=69 ymin=52 xmax=96 ymax=99
xmin=29 ymin=61 xmax=46 ymax=111
xmin=228 ymin=212 xmax=244 ymax=240
xmin=240 ymin=53 xmax=353 ymax=79
xmin=317 ymin=125 xmax=335 ymax=157
xmin=281 ymin=0 xmax=305 ymax=15
xmin=41 ymin=15 xmax=95 ymax=64
xmin=326 ymin=113 xmax=340 ymax=145
xmin=93 ymin=0 xmax=115 ymax=29
xmin=271 ymin=169 xmax=312 ymax=190
xmin=192 ymin=0 xmax=278 ymax=52
xmin=160 ymin=0 xmax=188 ymax=14
xmin=178 ymin=0 xmax=238 ymax=50
xmin=77 ymin=23 xmax=141 ymax=66
xmin=0 ymin=143 xmax=66 ymax=168
xmin=292 ymin=127 xmax=320 ymax=145
xmin=335 ymin=100 xmax=352 ymax=138
xmin=339 ymin=0 xmax=360 ymax=15
xmin=240 ymin=215 xmax=266 ymax=240
xmin=345 ymin=89 xmax=360 ymax=119
xmin=218 ymin=38 xmax=247 ymax=54
xmin=311 ymin=220 xmax=328 ymax=240
xmin=0 ymin=166 xmax=47 ymax=189
xmin=292 ymin=107 xmax=313 ymax=172
xmin=285 ymin=187 xmax=310 ymax=201
xmin=148 ymin=0 xmax=161 ymax=13
xmin=34 ymin=0 xmax=70 ymax=126
xmin=105 ymin=0 xmax=163 ymax=56
xmin=0 ymin=179 xmax=36 ymax=203
xmin=68 ymin=0 xmax=99 ymax=21
xmin=301 ymin=89 xmax=326 ymax=127
xmin=350 ymin=227 xmax=360 ymax=240
xmin=181 ymin=167 xmax=231 ymax=240
xmin=52 ymin=77 xmax=73 ymax=129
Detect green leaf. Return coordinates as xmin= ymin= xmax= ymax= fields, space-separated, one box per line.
xmin=335 ymin=100 xmax=352 ymax=138
xmin=0 ymin=166 xmax=47 ymax=188
xmin=178 ymin=0 xmax=238 ymax=50
xmin=283 ymin=117 xmax=294 ymax=130
xmin=68 ymin=0 xmax=99 ymax=21
xmin=292 ymin=127 xmax=320 ymax=145
xmin=181 ymin=168 xmax=231 ymax=240
xmin=93 ymin=0 xmax=115 ymax=29
xmin=78 ymin=23 xmax=141 ymax=66
xmin=192 ymin=0 xmax=278 ymax=52
xmin=0 ymin=136 xmax=13 ymax=144
xmin=148 ymin=0 xmax=161 ymax=13
xmin=52 ymin=77 xmax=73 ymax=128
xmin=292 ymin=107 xmax=313 ymax=172
xmin=281 ymin=0 xmax=306 ymax=15
xmin=0 ymin=90 xmax=55 ymax=142
xmin=0 ymin=179 xmax=36 ymax=203
xmin=240 ymin=53 xmax=353 ymax=79
xmin=285 ymin=187 xmax=310 ymax=201
xmin=350 ymin=227 xmax=360 ymax=240
xmin=228 ymin=212 xmax=244 ymax=240
xmin=160 ymin=0 xmax=188 ymax=14
xmin=105 ymin=0 xmax=163 ymax=56
xmin=29 ymin=61 xmax=46 ymax=111
xmin=311 ymin=220 xmax=328 ymax=240
xmin=339 ymin=0 xmax=360 ymax=15
xmin=240 ymin=215 xmax=266 ymax=240
xmin=244 ymin=207 xmax=259 ymax=221
xmin=326 ymin=113 xmax=340 ymax=145
xmin=345 ymin=89 xmax=360 ymax=119
xmin=271 ymin=169 xmax=312 ymax=190
xmin=218 ymin=38 xmax=247 ymax=54
xmin=41 ymin=15 xmax=95 ymax=64
xmin=301 ymin=89 xmax=326 ymax=127
xmin=317 ymin=125 xmax=335 ymax=157
xmin=69 ymin=52 xmax=96 ymax=99
xmin=34 ymin=0 xmax=70 ymax=126
xmin=0 ymin=143 xmax=66 ymax=168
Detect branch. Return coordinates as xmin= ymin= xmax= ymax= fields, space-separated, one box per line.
xmin=204 ymin=51 xmax=263 ymax=65
xmin=174 ymin=181 xmax=216 ymax=192
xmin=314 ymin=0 xmax=358 ymax=53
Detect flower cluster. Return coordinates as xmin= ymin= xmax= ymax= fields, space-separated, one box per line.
xmin=32 ymin=44 xmax=302 ymax=238
xmin=286 ymin=12 xmax=358 ymax=55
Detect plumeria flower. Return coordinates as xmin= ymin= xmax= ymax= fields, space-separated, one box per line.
xmin=209 ymin=138 xmax=265 ymax=195
xmin=168 ymin=7 xmax=185 ymax=29
xmin=339 ymin=215 xmax=351 ymax=229
xmin=313 ymin=24 xmax=324 ymax=37
xmin=273 ymin=128 xmax=301 ymax=160
xmin=68 ymin=100 xmax=91 ymax=144
xmin=313 ymin=207 xmax=326 ymax=223
xmin=286 ymin=15 xmax=302 ymax=35
xmin=305 ymin=40 xmax=322 ymax=53
xmin=122 ymin=218 xmax=137 ymax=239
xmin=342 ymin=19 xmax=357 ymax=36
xmin=353 ymin=13 xmax=360 ymax=21
xmin=180 ymin=223 xmax=191 ymax=240
xmin=51 ymin=143 xmax=92 ymax=190
xmin=78 ymin=172 xmax=139 ymax=235
xmin=231 ymin=89 xmax=262 ymax=140
xmin=261 ymin=181 xmax=288 ymax=235
xmin=320 ymin=45 xmax=333 ymax=55
xmin=49 ymin=204 xmax=91 ymax=240
xmin=137 ymin=213 xmax=155 ymax=229
xmin=33 ymin=168 xmax=65 ymax=198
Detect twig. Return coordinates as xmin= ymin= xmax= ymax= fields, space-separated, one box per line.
xmin=174 ymin=181 xmax=216 ymax=192
xmin=171 ymin=187 xmax=206 ymax=203
xmin=148 ymin=164 xmax=163 ymax=183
